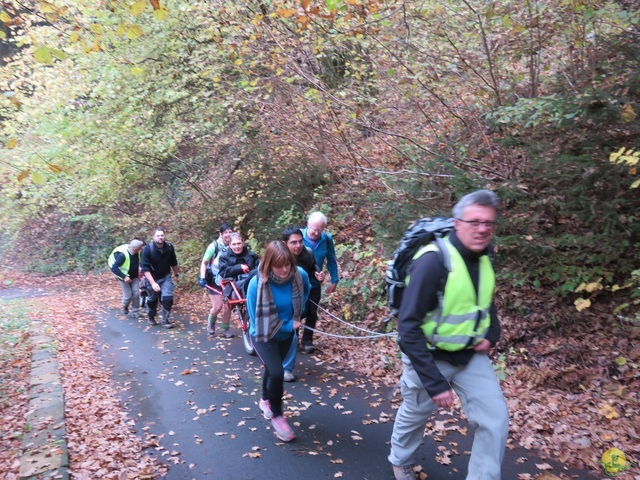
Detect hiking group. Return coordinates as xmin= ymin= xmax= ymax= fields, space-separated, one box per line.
xmin=108 ymin=190 xmax=509 ymax=479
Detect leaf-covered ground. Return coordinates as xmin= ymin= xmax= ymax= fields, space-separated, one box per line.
xmin=1 ymin=269 xmax=638 ymax=479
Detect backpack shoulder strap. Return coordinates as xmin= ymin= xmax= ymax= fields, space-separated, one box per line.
xmin=209 ymin=241 xmax=219 ymax=264
xmin=434 ymin=235 xmax=452 ymax=272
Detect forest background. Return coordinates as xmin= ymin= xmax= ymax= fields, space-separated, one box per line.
xmin=0 ymin=0 xmax=639 ymax=475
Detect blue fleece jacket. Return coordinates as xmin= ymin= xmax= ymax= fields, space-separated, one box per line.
xmin=247 ymin=267 xmax=310 ymax=340
xmin=302 ymin=228 xmax=339 ymax=287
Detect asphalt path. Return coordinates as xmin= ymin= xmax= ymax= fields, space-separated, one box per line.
xmin=96 ymin=304 xmax=598 ymax=480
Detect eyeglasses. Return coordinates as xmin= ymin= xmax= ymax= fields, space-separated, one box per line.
xmin=457 ymin=219 xmax=496 ymax=229
xmin=307 ymin=225 xmax=324 ymax=233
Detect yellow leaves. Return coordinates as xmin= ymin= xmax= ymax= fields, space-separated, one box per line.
xmin=69 ymin=31 xmax=81 ymax=43
xmin=90 ymin=24 xmax=105 ymax=35
xmin=129 ymin=0 xmax=147 ymax=16
xmin=615 ymin=356 xmax=627 ymax=366
xmin=6 ymin=138 xmax=18 ymax=149
xmin=148 ymin=0 xmax=169 ymax=20
xmin=574 ymin=298 xmax=590 ymax=312
xmin=31 ymin=171 xmax=46 ymax=185
xmin=38 ymin=0 xmax=67 ymax=22
xmin=34 ymin=45 xmax=53 ymax=65
xmin=33 ymin=44 xmax=66 ymax=64
xmin=611 ymin=147 xmax=639 ymax=166
xmin=610 ymin=147 xmax=640 ymax=188
xmin=619 ymin=104 xmax=636 ymax=123
xmin=131 ymin=66 xmax=145 ymax=76
xmin=598 ymin=402 xmax=619 ymax=420
xmin=575 ymin=281 xmax=602 ymax=293
xmin=153 ymin=6 xmax=169 ymax=21
xmin=82 ymin=40 xmax=102 ymax=53
xmin=38 ymin=1 xmax=58 ymax=13
xmin=13 ymin=166 xmax=59 ymax=184
xmin=51 ymin=48 xmax=67 ymax=60
xmin=126 ymin=25 xmax=144 ymax=40
xmin=0 ymin=10 xmax=11 ymax=23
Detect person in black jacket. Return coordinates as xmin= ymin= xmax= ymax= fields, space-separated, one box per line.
xmin=388 ymin=190 xmax=508 ymax=480
xmin=216 ymin=233 xmax=259 ymax=338
xmin=141 ymin=228 xmax=180 ymax=329
xmin=280 ymin=227 xmax=325 ymax=381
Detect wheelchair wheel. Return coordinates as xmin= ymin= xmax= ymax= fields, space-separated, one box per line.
xmin=237 ymin=305 xmax=255 ymax=356
xmin=242 ymin=330 xmax=255 ymax=356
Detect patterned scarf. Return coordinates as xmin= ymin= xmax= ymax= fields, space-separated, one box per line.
xmin=254 ymin=267 xmax=304 ymax=342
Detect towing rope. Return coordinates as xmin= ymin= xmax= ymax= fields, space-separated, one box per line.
xmin=303 ymin=300 xmax=397 ymax=340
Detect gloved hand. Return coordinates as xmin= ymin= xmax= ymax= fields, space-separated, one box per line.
xmin=198 ymin=277 xmax=206 ymax=288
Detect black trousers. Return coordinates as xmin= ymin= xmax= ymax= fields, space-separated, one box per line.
xmin=301 ymin=285 xmax=321 ymax=345
xmin=251 ymin=333 xmax=294 ymax=418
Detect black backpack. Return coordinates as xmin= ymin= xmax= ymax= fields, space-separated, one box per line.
xmin=385 ymin=217 xmax=454 ymax=317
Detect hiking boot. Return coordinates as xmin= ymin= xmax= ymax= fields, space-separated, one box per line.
xmin=207 ymin=320 xmax=216 ymax=336
xmin=162 ymin=321 xmax=174 ymax=329
xmin=220 ymin=330 xmax=234 ymax=339
xmin=271 ymin=415 xmax=295 ymax=442
xmin=283 ymin=371 xmax=296 ymax=383
xmin=148 ymin=316 xmax=158 ymax=326
xmin=392 ymin=464 xmax=417 ymax=480
xmin=258 ymin=398 xmax=273 ymax=420
xmin=303 ymin=343 xmax=315 ymax=354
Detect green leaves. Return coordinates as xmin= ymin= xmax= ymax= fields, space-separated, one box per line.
xmin=34 ymin=45 xmax=53 ymax=65
xmin=31 ymin=171 xmax=46 ymax=185
xmin=33 ymin=45 xmax=67 ymax=64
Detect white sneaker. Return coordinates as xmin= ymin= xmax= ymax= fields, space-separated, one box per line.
xmin=259 ymin=398 xmax=273 ymax=420
xmin=283 ymin=371 xmax=296 ymax=382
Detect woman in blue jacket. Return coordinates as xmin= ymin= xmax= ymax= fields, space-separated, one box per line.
xmin=246 ymin=240 xmax=310 ymax=442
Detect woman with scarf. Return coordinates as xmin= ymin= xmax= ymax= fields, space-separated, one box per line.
xmin=246 ymin=240 xmax=310 ymax=442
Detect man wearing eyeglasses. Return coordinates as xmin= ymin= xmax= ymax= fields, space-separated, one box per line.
xmin=388 ymin=190 xmax=508 ymax=480
xmin=301 ymin=211 xmax=339 ymax=353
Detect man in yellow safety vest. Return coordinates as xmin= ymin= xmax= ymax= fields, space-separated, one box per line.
xmin=388 ymin=190 xmax=508 ymax=480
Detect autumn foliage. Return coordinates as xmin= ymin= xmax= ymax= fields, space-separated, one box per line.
xmin=0 ymin=0 xmax=639 ymax=476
